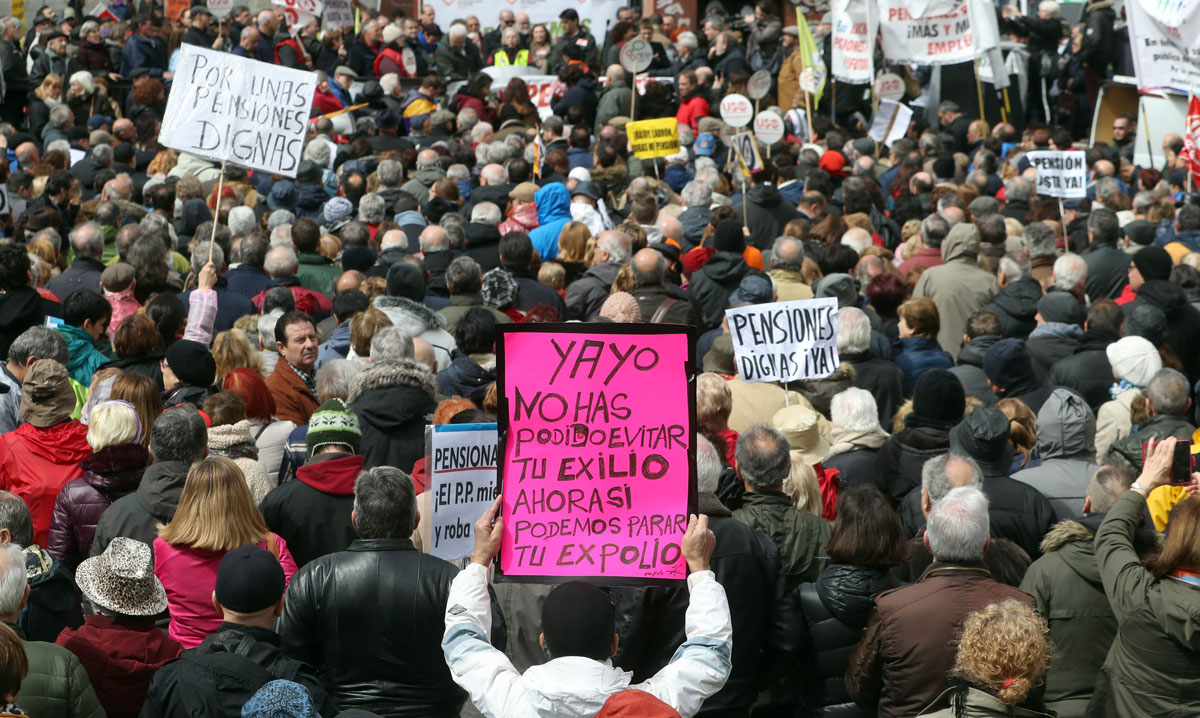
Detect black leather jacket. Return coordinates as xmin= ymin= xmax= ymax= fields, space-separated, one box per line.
xmin=277 ymin=538 xmax=468 ymax=718
xmin=797 ymin=564 xmax=905 ymax=717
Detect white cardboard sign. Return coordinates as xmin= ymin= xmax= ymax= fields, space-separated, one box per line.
xmin=725 ymin=298 xmax=841 ymax=383
xmin=1026 ymin=150 xmax=1087 ymax=199
xmin=429 ymin=423 xmax=500 ymax=560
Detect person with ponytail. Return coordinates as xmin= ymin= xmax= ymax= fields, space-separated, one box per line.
xmin=918 ymin=599 xmax=1053 ymax=716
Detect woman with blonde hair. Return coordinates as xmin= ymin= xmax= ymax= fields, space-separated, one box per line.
xmin=110 ymin=373 xmax=160 ymax=449
xmin=46 ymin=401 xmax=150 ymax=572
xmin=557 ymin=221 xmax=592 ymax=285
xmin=29 ymin=73 xmax=62 ymax=137
xmin=154 ymin=456 xmax=297 ymax=648
xmin=995 ymin=397 xmax=1038 ymax=470
xmin=920 ymin=599 xmax=1052 ymax=716
xmin=211 ymin=329 xmax=263 ymax=383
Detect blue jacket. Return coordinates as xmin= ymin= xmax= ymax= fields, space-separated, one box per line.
xmin=119 ymin=33 xmax=166 ymax=76
xmin=316 ymin=322 xmax=351 ymax=368
xmin=57 ymin=324 xmax=108 ymax=386
xmin=894 ymin=336 xmax=954 ymax=395
xmin=528 ymin=184 xmax=572 ymax=261
xmin=567 ymin=148 xmax=594 ymax=171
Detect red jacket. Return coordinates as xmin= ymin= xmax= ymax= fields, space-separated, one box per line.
xmin=312 ymin=88 xmax=344 ymax=115
xmin=251 ymin=284 xmax=332 ymax=318
xmin=0 ymin=421 xmax=90 ymax=546
xmin=676 ymin=93 xmax=710 ymax=134
xmin=56 ymin=614 xmax=182 ymax=718
xmin=375 ymin=45 xmax=416 ymax=78
xmin=453 ymin=92 xmax=494 ymax=126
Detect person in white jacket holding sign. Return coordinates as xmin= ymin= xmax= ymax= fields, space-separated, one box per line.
xmin=441 ymin=499 xmax=733 ymax=718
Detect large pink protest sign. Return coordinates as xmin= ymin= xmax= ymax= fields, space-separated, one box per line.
xmin=496 ymin=324 xmax=696 ymax=584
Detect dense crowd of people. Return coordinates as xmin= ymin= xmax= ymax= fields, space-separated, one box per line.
xmin=0 ymin=0 xmax=1193 ymax=716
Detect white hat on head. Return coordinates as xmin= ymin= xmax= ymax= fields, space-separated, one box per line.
xmin=1106 ymin=335 xmax=1163 ymax=388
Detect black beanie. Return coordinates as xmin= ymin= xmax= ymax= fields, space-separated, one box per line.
xmin=1133 ymin=246 xmax=1172 ymax=282
xmin=541 ymin=581 xmax=615 ymax=660
xmin=386 ymin=262 xmax=426 ymax=302
xmin=950 ymin=407 xmax=1014 ymax=477
xmin=165 ymin=339 xmax=216 ymax=388
xmin=215 ymin=544 xmax=285 ymax=613
xmin=714 ymin=219 xmax=745 ymax=254
xmin=910 ymin=369 xmax=966 ymax=428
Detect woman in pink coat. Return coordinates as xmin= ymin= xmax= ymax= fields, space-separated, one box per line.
xmin=153 ymin=456 xmax=297 ymax=648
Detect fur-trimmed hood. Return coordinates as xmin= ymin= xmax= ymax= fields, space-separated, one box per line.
xmin=208 ymin=420 xmax=260 ymax=460
xmin=347 ymin=359 xmax=436 ymax=405
xmin=1040 ymin=518 xmax=1093 ymax=554
xmin=372 ymin=295 xmax=448 ymax=336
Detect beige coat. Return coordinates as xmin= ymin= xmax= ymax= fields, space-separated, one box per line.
xmin=770 ymin=268 xmax=815 ymax=303
xmin=914 ymin=224 xmax=999 ymax=360
xmin=1095 ymin=387 xmax=1141 ymax=461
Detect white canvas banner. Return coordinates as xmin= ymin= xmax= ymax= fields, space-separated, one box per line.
xmin=429 ymin=424 xmax=499 ymax=560
xmin=1127 ymin=0 xmax=1200 ymax=93
xmin=444 ymin=0 xmax=624 ymax=38
xmin=878 ymin=0 xmax=999 ymax=66
xmin=831 ymin=0 xmax=877 ymax=84
xmin=159 ymin=45 xmax=316 ymax=177
xmin=725 ymin=298 xmax=841 ymax=383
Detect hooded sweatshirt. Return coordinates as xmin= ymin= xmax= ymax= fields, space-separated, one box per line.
xmin=261 ymin=452 xmax=363 ymax=568
xmin=1012 ymin=388 xmax=1100 ymax=522
xmin=348 ymin=359 xmax=437 ymax=475
xmin=528 ymin=184 xmax=572 ymax=261
xmin=90 ymin=460 xmax=191 ymax=557
xmin=373 ymin=295 xmax=458 ymax=370
xmin=984 ymin=276 xmax=1043 ymax=338
xmin=0 ymin=420 xmax=91 ymax=546
xmin=914 ymin=224 xmax=1000 ymax=359
xmin=400 ymin=166 xmax=446 ymax=204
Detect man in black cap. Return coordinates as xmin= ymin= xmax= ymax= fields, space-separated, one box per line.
xmin=181 ymin=6 xmax=221 ymax=48
xmin=142 ymin=545 xmax=336 ymax=718
xmin=1124 ymin=245 xmax=1200 ymax=383
xmin=549 ymin=8 xmax=599 ymax=72
xmin=279 ymin=466 xmax=466 ymax=717
xmin=29 ymin=29 xmax=79 ymax=89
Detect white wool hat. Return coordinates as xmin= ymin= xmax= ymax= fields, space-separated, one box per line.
xmin=1105 ymin=335 xmax=1163 ymax=387
xmin=382 ymin=24 xmax=403 ymax=45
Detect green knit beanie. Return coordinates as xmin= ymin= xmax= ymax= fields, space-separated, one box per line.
xmin=305 ymin=399 xmax=362 ymax=458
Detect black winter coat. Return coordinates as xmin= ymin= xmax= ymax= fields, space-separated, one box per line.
xmin=348 ymin=360 xmax=437 ymax=475
xmin=260 ymin=453 xmax=361 ymax=568
xmin=736 ymin=184 xmax=801 ymax=251
xmin=984 ymin=277 xmax=1042 ymax=338
xmin=872 ymin=425 xmax=952 ymax=505
xmin=46 ymin=443 xmax=148 ymax=573
xmin=613 ymin=496 xmax=799 ymax=716
xmin=1126 ymin=280 xmax=1200 ymax=384
xmin=142 ymin=623 xmax=337 ymax=718
xmin=797 ymin=564 xmax=905 ymax=716
xmin=89 ymin=460 xmax=190 ymax=558
xmin=842 ymin=352 xmax=904 ymax=427
xmin=1083 ymin=240 xmax=1129 ymax=301
xmin=277 ymin=539 xmax=467 ymax=718
xmin=689 ymin=252 xmax=750 ymax=331
xmin=1048 ymin=330 xmax=1118 ymax=412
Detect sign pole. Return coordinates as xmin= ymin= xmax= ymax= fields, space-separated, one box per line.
xmin=1058 ymin=196 xmax=1065 ymax=222
xmin=1190 ymin=87 xmax=1196 ymax=193
xmin=831 ymin=79 xmax=837 ymax=124
xmin=974 ymin=58 xmax=986 ymax=125
xmin=208 ymin=159 xmax=227 ymax=266
xmin=881 ymin=104 xmax=900 ymax=146
xmin=630 ymin=79 xmax=636 ymax=122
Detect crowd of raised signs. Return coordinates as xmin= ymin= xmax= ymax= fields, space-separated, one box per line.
xmin=0 ymin=0 xmax=1194 ymax=716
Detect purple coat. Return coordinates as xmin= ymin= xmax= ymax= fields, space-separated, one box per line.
xmin=46 ymin=443 xmax=149 ymax=572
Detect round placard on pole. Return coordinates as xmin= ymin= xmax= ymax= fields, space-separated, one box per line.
xmin=874 ymin=72 xmax=906 ymax=102
xmin=747 ymin=69 xmax=772 ymax=100
xmin=753 ymin=110 xmax=785 ymax=145
xmin=619 ymin=38 xmax=653 ymax=74
xmin=719 ymin=93 xmax=754 ymax=128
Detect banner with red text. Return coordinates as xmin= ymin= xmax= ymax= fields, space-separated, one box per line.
xmin=878 ymin=0 xmax=999 ymax=66
xmin=831 ymin=0 xmax=878 ymax=84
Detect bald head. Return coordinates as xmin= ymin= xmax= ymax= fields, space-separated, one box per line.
xmin=772 ymin=236 xmax=803 ymax=270
xmin=112 ymin=118 xmax=135 ymax=142
xmin=14 ymin=142 xmax=37 ymax=167
xmin=658 ymin=215 xmax=683 ymax=243
xmin=631 ymin=248 xmax=666 ymax=288
xmin=841 ymin=227 xmax=872 ymax=254
xmin=419 ymin=225 xmax=448 ymax=253
xmin=335 ymin=270 xmax=363 ymax=294
xmin=417 ymin=149 xmax=438 ymax=168
xmin=480 ymin=163 xmax=506 ymax=186
xmin=413 ymin=336 xmax=437 ymax=373
xmin=1093 ymin=159 xmax=1115 ymax=178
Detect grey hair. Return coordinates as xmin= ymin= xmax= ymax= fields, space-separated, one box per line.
xmin=150 ymin=406 xmax=209 ymax=463
xmin=303 ymin=140 xmax=331 ymax=166
xmin=0 ymin=492 xmax=32 ymax=548
xmin=631 ymin=252 xmax=665 ymax=288
xmin=695 ymin=167 xmax=722 ymax=192
xmin=470 ymin=202 xmax=502 ymax=226
xmin=268 ymin=210 xmax=295 ymax=230
xmin=191 ymin=241 xmax=225 ymax=275
xmin=485 ymin=141 xmax=511 ymax=165
xmin=1088 ymin=207 xmax=1120 ymax=244
xmin=0 ymin=543 xmax=26 ymax=615
xmin=380 ymin=230 xmax=408 ymax=251
xmin=354 ymin=466 xmax=418 ymax=539
xmin=228 ymin=207 xmax=257 ymax=237
xmin=735 ymin=425 xmax=792 ymax=491
xmin=46 ymin=139 xmax=69 ymax=157
xmin=70 ymin=222 xmax=104 ymax=260
xmin=447 ymin=163 xmax=471 ymax=182
xmin=921 ymin=453 xmax=983 ymax=504
xmin=836 ymin=307 xmax=871 ymax=354
xmin=597 ymin=231 xmax=632 ymax=263
xmin=91 ymin=144 xmax=113 ymax=166
xmin=1133 ymin=191 xmax=1156 ymax=213
xmin=446 ymin=255 xmax=482 ymax=294
xmin=1053 ymin=253 xmax=1087 ymax=292
xmin=926 ymin=486 xmax=990 ymax=562
xmin=269 ymin=225 xmax=293 ymax=246
xmin=316 ymin=358 xmax=363 ymax=400
xmin=998 ymin=252 xmax=1030 ymax=282
xmin=370 ymin=328 xmax=415 ymax=363
xmin=416 ymin=150 xmax=438 ymax=170
xmin=8 ymin=325 xmax=68 ymax=365
xmin=457 ymin=107 xmax=479 ymax=134
xmin=681 ymin=180 xmax=712 ymax=209
xmin=772 ymin=237 xmax=804 ymax=271
xmin=920 ymin=214 xmax=950 ymax=248
xmin=480 ymin=164 xmax=507 ymax=185
xmin=830 ymin=388 xmax=879 ymax=432
xmin=258 ymin=310 xmax=283 ymax=348
xmin=1094 ymin=177 xmax=1121 ymax=202
xmin=1086 ymin=464 xmax=1135 ymax=513
xmin=676 ymin=30 xmax=698 ymax=50
xmin=265 ymin=246 xmax=299 ymax=277
xmin=49 ymin=104 xmax=72 ymax=128
xmin=696 ymin=434 xmax=722 ymax=494
xmin=448 ymin=22 xmax=467 ymax=38
xmin=358 ymin=193 xmax=386 ymax=224
xmin=32 ymin=228 xmax=61 ymax=253
xmin=469 ymin=123 xmax=492 ymax=146
xmin=1023 ymin=222 xmax=1057 ymax=258
xmin=377 ymin=160 xmax=403 ymax=187
xmin=1005 ymin=177 xmax=1033 ymax=203
xmin=1146 ymin=368 xmax=1190 ymax=416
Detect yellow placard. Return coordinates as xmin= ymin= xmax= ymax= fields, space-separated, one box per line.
xmin=627 ymin=117 xmax=680 ymax=160
xmin=11 ymin=0 xmax=22 ymax=29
